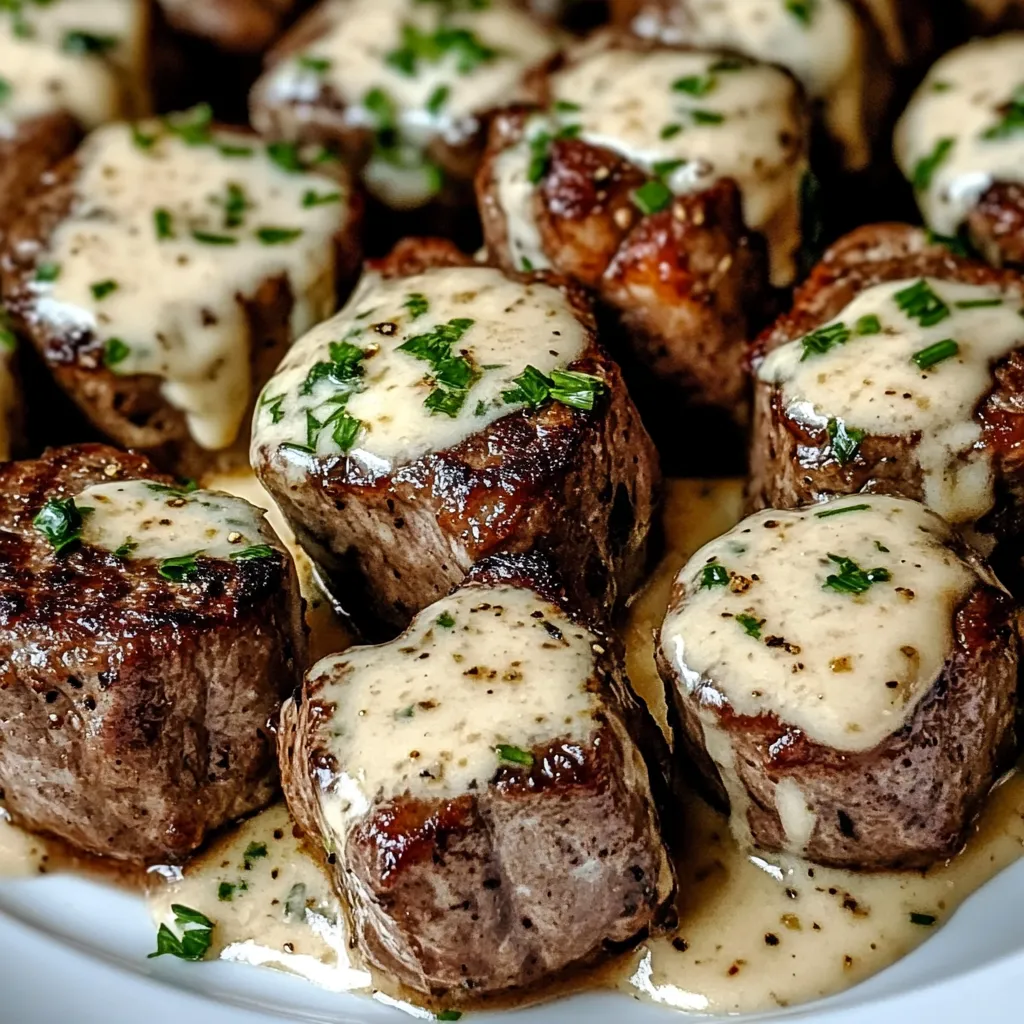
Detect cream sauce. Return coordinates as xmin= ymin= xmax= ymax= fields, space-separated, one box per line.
xmin=545 ymin=43 xmax=807 ymax=285
xmin=305 ymin=584 xmax=600 ymax=853
xmin=254 ymin=0 xmax=559 ymax=209
xmin=494 ymin=121 xmax=552 ymax=274
xmin=894 ymin=33 xmax=1024 ymax=241
xmin=251 ymin=265 xmax=588 ymax=474
xmin=659 ymin=495 xmax=978 ymax=753
xmin=0 ymin=0 xmax=148 ymax=137
xmin=29 ymin=121 xmax=348 ymax=450
xmin=630 ymin=0 xmax=869 ymax=170
xmin=758 ymin=276 xmax=1024 ymax=524
xmin=75 ymin=479 xmax=269 ymax=562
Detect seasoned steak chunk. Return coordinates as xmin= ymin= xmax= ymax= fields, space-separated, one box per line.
xmin=251 ymin=237 xmax=659 ymax=635
xmin=657 ymin=495 xmax=1018 ymax=870
xmin=0 ymin=111 xmax=360 ymax=475
xmin=477 ymin=32 xmax=806 ymax=416
xmin=0 ymin=443 xmax=306 ymax=863
xmin=280 ymin=551 xmax=674 ymax=997
xmin=895 ymin=34 xmax=1024 ymax=271
xmin=156 ymin=0 xmax=300 ymax=52
xmin=748 ymin=223 xmax=1024 ymax=552
xmin=249 ymin=0 xmax=559 ymax=211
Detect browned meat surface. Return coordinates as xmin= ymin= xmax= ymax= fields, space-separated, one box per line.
xmin=968 ymin=181 xmax=1024 ymax=270
xmin=156 ymin=0 xmax=301 ymax=52
xmin=253 ymin=237 xmax=660 ymax=637
xmin=280 ymin=551 xmax=674 ymax=997
xmin=0 ymin=443 xmax=306 ymax=863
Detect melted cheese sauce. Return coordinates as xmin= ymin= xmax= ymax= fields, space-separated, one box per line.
xmin=254 ymin=0 xmax=558 ymax=208
xmin=28 ymin=121 xmax=348 ymax=450
xmin=508 ymin=44 xmax=807 ymax=285
xmin=75 ymin=479 xmax=269 ymax=562
xmin=0 ymin=0 xmax=147 ymax=137
xmin=758 ymin=277 xmax=1024 ymax=524
xmin=307 ymin=584 xmax=600 ymax=851
xmin=251 ymin=265 xmax=588 ymax=474
xmin=630 ymin=0 xmax=868 ymax=170
xmin=660 ymin=495 xmax=977 ymax=753
xmin=895 ymin=34 xmax=1024 ymax=241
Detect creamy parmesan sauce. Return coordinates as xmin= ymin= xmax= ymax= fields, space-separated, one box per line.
xmin=0 ymin=0 xmax=148 ymax=137
xmin=758 ymin=277 xmax=1024 ymax=524
xmin=251 ymin=265 xmax=588 ymax=474
xmin=29 ymin=121 xmax=348 ymax=450
xmin=894 ymin=34 xmax=1024 ymax=242
xmin=660 ymin=495 xmax=977 ymax=754
xmin=254 ymin=0 xmax=559 ymax=208
xmin=75 ymin=479 xmax=269 ymax=562
xmin=307 ymin=583 xmax=600 ymax=853
xmin=500 ymin=44 xmax=808 ymax=285
xmin=630 ymin=0 xmax=869 ymax=170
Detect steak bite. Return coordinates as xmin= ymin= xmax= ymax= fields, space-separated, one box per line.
xmin=748 ymin=224 xmax=1024 ymax=549
xmin=0 ymin=109 xmax=360 ymax=475
xmin=0 ymin=0 xmax=149 ymax=240
xmin=476 ymin=32 xmax=807 ymax=416
xmin=895 ymin=34 xmax=1024 ymax=270
xmin=249 ymin=0 xmax=560 ymax=212
xmin=156 ymin=0 xmax=301 ymax=53
xmin=0 ymin=443 xmax=306 ymax=863
xmin=251 ymin=238 xmax=659 ymax=635
xmin=657 ymin=495 xmax=1018 ymax=870
xmin=280 ymin=551 xmax=673 ymax=997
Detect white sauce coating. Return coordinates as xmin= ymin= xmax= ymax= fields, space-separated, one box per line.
xmin=494 ymin=122 xmax=552 ymax=274
xmin=30 ymin=121 xmax=348 ymax=450
xmin=758 ymin=276 xmax=1024 ymax=523
xmin=894 ymin=34 xmax=1024 ymax=240
xmin=0 ymin=0 xmax=147 ymax=137
xmin=251 ymin=264 xmax=589 ymax=474
xmin=500 ymin=44 xmax=807 ymax=285
xmin=631 ymin=0 xmax=868 ymax=170
xmin=660 ymin=494 xmax=978 ymax=754
xmin=75 ymin=479 xmax=269 ymax=562
xmin=255 ymin=0 xmax=559 ymax=209
xmin=306 ymin=584 xmax=601 ymax=853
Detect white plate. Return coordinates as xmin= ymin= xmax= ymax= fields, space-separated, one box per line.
xmin=3 ymin=859 xmax=1024 ymax=1024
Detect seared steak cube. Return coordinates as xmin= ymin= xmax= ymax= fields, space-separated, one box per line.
xmin=657 ymin=494 xmax=1018 ymax=870
xmin=0 ymin=111 xmax=361 ymax=475
xmin=280 ymin=551 xmax=673 ymax=996
xmin=249 ymin=0 xmax=559 ymax=211
xmin=251 ymin=237 xmax=659 ymax=635
xmin=0 ymin=443 xmax=306 ymax=863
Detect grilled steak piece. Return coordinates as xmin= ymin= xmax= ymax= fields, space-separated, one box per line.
xmin=251 ymin=237 xmax=659 ymax=636
xmin=0 ymin=111 xmax=360 ymax=477
xmin=156 ymin=0 xmax=301 ymax=52
xmin=280 ymin=551 xmax=674 ymax=997
xmin=249 ymin=0 xmax=559 ymax=212
xmin=0 ymin=443 xmax=306 ymax=863
xmin=895 ymin=34 xmax=1024 ymax=271
xmin=657 ymin=494 xmax=1018 ymax=870
xmin=748 ymin=223 xmax=1024 ymax=558
xmin=476 ymin=31 xmax=806 ymax=418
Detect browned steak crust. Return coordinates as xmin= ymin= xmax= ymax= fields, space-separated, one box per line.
xmin=157 ymin=0 xmax=301 ymax=51
xmin=0 ymin=443 xmax=306 ymax=863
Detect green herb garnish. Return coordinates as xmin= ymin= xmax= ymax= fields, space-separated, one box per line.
xmin=800 ymin=321 xmax=850 ymax=360
xmin=267 ymin=141 xmax=303 ymax=173
xmin=496 ymin=744 xmax=534 ymax=767
xmin=35 ymin=261 xmax=60 ymax=283
xmin=826 ymin=417 xmax=865 ymax=465
xmin=426 ymin=84 xmax=450 ymax=115
xmin=660 ymin=123 xmax=683 ymax=140
xmin=158 ymin=553 xmax=200 ymax=583
xmin=62 ymin=30 xmax=119 ymax=55
xmin=814 ymin=504 xmax=870 ymax=518
xmin=113 ymin=538 xmax=137 ymax=558
xmin=736 ymin=613 xmax=763 ymax=639
xmin=436 ymin=610 xmax=455 ymax=628
xmin=218 ymin=882 xmax=236 ymax=901
xmin=823 ymin=553 xmax=891 ymax=594
xmin=148 ymin=905 xmax=214 ymax=962
xmin=691 ymin=109 xmax=725 ymax=125
xmin=191 ymin=230 xmax=237 ymax=246
xmin=297 ymin=55 xmax=332 ymax=73
xmin=222 ymin=182 xmax=250 ymax=229
xmin=91 ymin=279 xmax=118 ymax=301
xmin=404 ymin=292 xmax=429 ymax=319
xmin=230 ymin=545 xmax=275 ymax=561
xmin=0 ymin=77 xmax=11 ymax=105
xmin=244 ymin=841 xmax=268 ymax=864
xmin=672 ymin=73 xmax=716 ymax=97
xmin=632 ymin=179 xmax=673 ymax=215
xmin=911 ymin=338 xmax=959 ymax=369
xmin=154 ymin=208 xmax=175 ymax=240
xmin=164 ymin=104 xmax=213 ymax=147
xmin=700 ymin=562 xmax=729 ymax=588
xmin=894 ymin=279 xmax=950 ymax=327
xmin=855 ymin=314 xmax=881 ymax=335
xmin=784 ymin=0 xmax=817 ymax=25
xmin=981 ymin=84 xmax=1024 ymax=140
xmin=103 ymin=338 xmax=130 ymax=368
xmin=436 ymin=1013 xmax=463 ymax=1022
xmin=503 ymin=365 xmax=605 ymax=411
xmin=33 ymin=497 xmax=87 ymax=554
xmin=257 ymin=226 xmax=303 ymax=245
xmin=911 ymin=137 xmax=954 ymax=192
xmin=302 ymin=189 xmax=341 ymax=208
xmin=385 ymin=23 xmax=498 ymax=78
xmin=954 ymin=298 xmax=1002 ymax=308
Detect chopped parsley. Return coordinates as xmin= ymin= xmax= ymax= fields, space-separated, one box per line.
xmin=894 ymin=279 xmax=950 ymax=327
xmin=33 ymin=497 xmax=88 ymax=554
xmin=90 ymin=279 xmax=118 ymax=301
xmin=385 ymin=24 xmax=498 ymax=78
xmin=297 ymin=55 xmax=332 ymax=73
xmin=826 ymin=417 xmax=864 ymax=465
xmin=954 ymin=297 xmax=1002 ymax=309
xmin=113 ymin=538 xmax=137 ymax=559
xmin=302 ymin=189 xmax=342 ymax=208
xmin=436 ymin=610 xmax=456 ymax=628
xmin=691 ymin=109 xmax=725 ymax=125
xmin=496 ymin=744 xmax=534 ymax=767
xmin=148 ymin=904 xmax=214 ymax=962
xmin=256 ymin=226 xmax=303 ymax=245
xmin=398 ymin=317 xmax=479 ymax=416
xmin=503 ymin=365 xmax=605 ymax=411
xmin=218 ymin=882 xmax=236 ymax=902
xmin=35 ymin=261 xmax=60 ymax=283
xmin=800 ymin=321 xmax=850 ymax=360
xmin=261 ymin=392 xmax=285 ymax=424
xmin=222 ymin=182 xmax=250 ymax=229
xmin=0 ymin=77 xmax=10 ymax=105
xmin=527 ymin=129 xmax=553 ymax=184
xmin=103 ymin=338 xmax=130 ymax=368
xmin=436 ymin=1013 xmax=463 ymax=1022
xmin=62 ymin=30 xmax=119 ymax=55
xmin=158 ymin=553 xmax=200 ymax=583
xmin=911 ymin=338 xmax=959 ymax=369
xmin=154 ymin=208 xmax=175 ymax=240
xmin=230 ymin=545 xmax=275 ymax=561
xmin=911 ymin=137 xmax=954 ymax=192
xmin=736 ymin=613 xmax=763 ymax=639
xmin=404 ymin=292 xmax=429 ymax=319
xmin=554 ymin=99 xmax=581 ymax=113
xmin=0 ymin=309 xmax=14 ymax=352
xmin=784 ymin=0 xmax=817 ymax=25
xmin=660 ymin=123 xmax=683 ymax=140
xmin=823 ymin=553 xmax=891 ymax=594
xmin=299 ymin=339 xmax=365 ymax=395
xmin=191 ymin=230 xmax=237 ymax=246
xmin=632 ymin=179 xmax=673 ymax=215
xmin=165 ymin=104 xmax=214 ymax=147
xmin=699 ymin=562 xmax=729 ymax=588
xmin=855 ymin=314 xmax=881 ymax=335
xmin=267 ymin=141 xmax=304 ymax=173
xmin=329 ymin=410 xmax=363 ymax=451
xmin=981 ymin=84 xmax=1024 ymax=140
xmin=426 ymin=84 xmax=450 ymax=115
xmin=244 ymin=841 xmax=268 ymax=865
xmin=814 ymin=503 xmax=870 ymax=518
xmin=672 ymin=73 xmax=716 ymax=97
